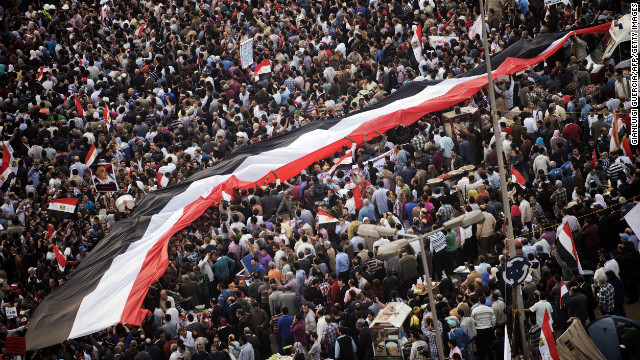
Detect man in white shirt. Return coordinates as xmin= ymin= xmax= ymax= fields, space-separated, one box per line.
xmin=527 ymin=291 xmax=553 ymax=330
xmin=523 ymin=115 xmax=537 ymax=133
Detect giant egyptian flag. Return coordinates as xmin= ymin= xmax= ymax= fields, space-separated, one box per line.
xmin=25 ymin=22 xmax=611 ymax=350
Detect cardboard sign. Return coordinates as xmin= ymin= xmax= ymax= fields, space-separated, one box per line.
xmin=5 ymin=306 xmax=17 ymax=319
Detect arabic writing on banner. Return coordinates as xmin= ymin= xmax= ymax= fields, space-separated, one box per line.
xmin=240 ymin=38 xmax=253 ymax=69
xmin=428 ymin=36 xmax=459 ymax=48
xmin=544 ymin=0 xmax=571 ymax=5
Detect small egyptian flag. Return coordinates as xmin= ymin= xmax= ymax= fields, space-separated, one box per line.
xmin=85 ymin=143 xmax=98 ymax=167
xmin=103 ymin=101 xmax=111 ymax=131
xmin=37 ymin=66 xmax=46 ymax=81
xmin=317 ymin=210 xmax=338 ymax=224
xmin=53 ymin=245 xmax=68 ymax=271
xmin=157 ymin=172 xmax=169 ymax=187
xmin=48 ymin=198 xmax=78 ymax=219
xmin=511 ymin=167 xmax=525 ymax=187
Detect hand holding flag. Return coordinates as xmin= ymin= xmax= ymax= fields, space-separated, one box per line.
xmin=85 ymin=143 xmax=98 ymax=167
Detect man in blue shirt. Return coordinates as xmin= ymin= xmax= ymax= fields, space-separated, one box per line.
xmin=358 ymin=199 xmax=376 ymax=223
xmin=212 ymin=251 xmax=235 ymax=283
xmin=335 ymin=246 xmax=350 ymax=280
xmin=277 ymin=307 xmax=294 ymax=354
xmin=404 ymin=194 xmax=417 ymax=221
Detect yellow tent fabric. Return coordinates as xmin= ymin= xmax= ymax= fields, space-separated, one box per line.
xmin=556 ymin=319 xmax=606 ymax=360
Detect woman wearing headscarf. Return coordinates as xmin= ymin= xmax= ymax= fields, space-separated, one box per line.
xmin=592 ymin=193 xmax=607 ymax=209
xmin=550 ymin=130 xmax=566 ymax=153
xmin=468 ymin=189 xmax=478 ymax=202
xmin=511 ymin=204 xmax=522 ymax=228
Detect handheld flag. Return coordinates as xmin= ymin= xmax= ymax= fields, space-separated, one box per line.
xmin=591 ymin=148 xmax=597 ymax=170
xmin=621 ymin=136 xmax=633 ymax=160
xmin=539 ymin=310 xmax=560 ymax=360
xmin=85 ymin=143 xmax=98 ymax=167
xmin=560 ymin=278 xmax=568 ymax=308
xmin=53 ymin=245 xmax=68 ymax=272
xmin=504 ymin=325 xmax=511 ymax=360
xmin=352 ymin=184 xmax=363 ymax=210
xmin=0 ymin=142 xmax=16 ymax=189
xmin=137 ymin=23 xmax=147 ymax=37
xmin=511 ymin=167 xmax=526 ymax=187
xmin=411 ymin=23 xmax=424 ymax=62
xmin=48 ymin=198 xmax=79 ymax=219
xmin=103 ymin=101 xmax=111 ymax=131
xmin=558 ymin=222 xmax=584 ymax=274
xmin=157 ymin=172 xmax=169 ymax=188
xmin=328 ymin=143 xmax=357 ymax=175
xmin=74 ymin=93 xmax=84 ymax=117
xmin=469 ymin=16 xmax=483 ymax=40
xmin=197 ymin=56 xmax=201 ymax=70
xmin=37 ymin=66 xmax=46 ymax=81
xmin=253 ymin=59 xmax=271 ymax=80
xmin=317 ymin=210 xmax=338 ymax=224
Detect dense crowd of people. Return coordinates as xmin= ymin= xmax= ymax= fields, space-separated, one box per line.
xmin=0 ymin=0 xmax=639 ymax=359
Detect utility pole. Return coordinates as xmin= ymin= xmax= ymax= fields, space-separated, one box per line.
xmin=419 ymin=234 xmax=446 ymax=360
xmin=475 ymin=2 xmax=529 ymax=357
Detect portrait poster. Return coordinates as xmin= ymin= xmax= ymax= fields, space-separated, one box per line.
xmin=90 ymin=163 xmax=119 ymax=192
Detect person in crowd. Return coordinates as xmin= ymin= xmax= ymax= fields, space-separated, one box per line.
xmin=0 ymin=1 xmax=637 ymax=360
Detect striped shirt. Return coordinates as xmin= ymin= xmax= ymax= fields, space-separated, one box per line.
xmin=470 ymin=305 xmax=496 ymax=330
xmin=607 ymin=161 xmax=625 ymax=183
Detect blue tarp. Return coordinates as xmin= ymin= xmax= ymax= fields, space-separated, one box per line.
xmin=586 ymin=315 xmax=640 ymax=360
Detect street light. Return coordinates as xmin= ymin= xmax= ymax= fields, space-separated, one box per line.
xmin=359 ymin=210 xmax=486 ymax=360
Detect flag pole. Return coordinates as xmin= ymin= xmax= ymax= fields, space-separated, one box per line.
xmin=475 ymin=1 xmax=529 ymax=356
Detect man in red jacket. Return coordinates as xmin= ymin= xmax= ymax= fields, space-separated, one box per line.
xmin=562 ymin=120 xmax=583 ymax=143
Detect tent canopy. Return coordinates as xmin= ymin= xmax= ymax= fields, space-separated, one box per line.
xmin=587 ymin=315 xmax=640 ymax=360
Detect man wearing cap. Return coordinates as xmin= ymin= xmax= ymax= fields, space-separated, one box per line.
xmin=77 ymin=246 xmax=87 ymax=261
xmin=448 ymin=319 xmax=470 ymax=354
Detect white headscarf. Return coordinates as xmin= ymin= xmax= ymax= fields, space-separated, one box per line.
xmin=593 ymin=194 xmax=606 ymax=209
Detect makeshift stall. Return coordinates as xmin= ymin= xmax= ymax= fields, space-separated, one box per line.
xmin=443 ymin=106 xmax=478 ymax=138
xmin=369 ymin=302 xmax=412 ymax=360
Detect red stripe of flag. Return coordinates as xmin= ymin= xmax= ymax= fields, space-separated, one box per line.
xmin=137 ymin=23 xmax=147 ymax=37
xmin=103 ymin=101 xmax=111 ymax=131
xmin=540 ymin=310 xmax=560 ymax=360
xmin=37 ymin=66 xmax=46 ymax=81
xmin=53 ymin=245 xmax=68 ymax=271
xmin=50 ymin=198 xmax=79 ymax=207
xmin=511 ymin=167 xmax=525 ymax=186
xmin=74 ymin=93 xmax=84 ymax=117
xmin=253 ymin=59 xmax=271 ymax=77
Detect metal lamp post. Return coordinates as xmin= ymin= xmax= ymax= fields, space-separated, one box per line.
xmin=359 ymin=210 xmax=486 ymax=360
xmin=475 ymin=1 xmax=529 ymax=355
